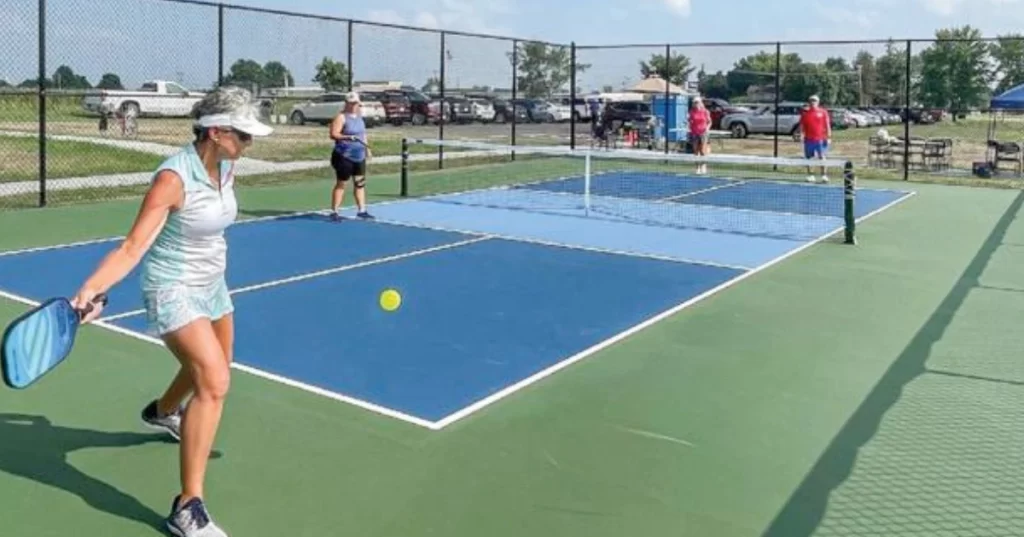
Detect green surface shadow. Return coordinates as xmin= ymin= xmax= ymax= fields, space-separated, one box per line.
xmin=761 ymin=189 xmax=1024 ymax=536
xmin=0 ymin=413 xmax=169 ymax=531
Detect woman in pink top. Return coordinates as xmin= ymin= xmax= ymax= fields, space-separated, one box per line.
xmin=688 ymin=96 xmax=712 ymax=174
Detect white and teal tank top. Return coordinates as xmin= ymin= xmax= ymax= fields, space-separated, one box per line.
xmin=140 ymin=143 xmax=238 ymax=290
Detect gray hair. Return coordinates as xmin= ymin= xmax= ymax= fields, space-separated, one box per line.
xmin=190 ymin=85 xmax=256 ymax=120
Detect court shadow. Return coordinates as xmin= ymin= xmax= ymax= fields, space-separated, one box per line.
xmin=0 ymin=413 xmax=170 ymax=531
xmin=760 ymin=190 xmax=1024 ymax=537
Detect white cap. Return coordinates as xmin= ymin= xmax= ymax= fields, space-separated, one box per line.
xmin=194 ymin=103 xmax=273 ymax=137
xmin=345 ymin=91 xmax=361 ymax=103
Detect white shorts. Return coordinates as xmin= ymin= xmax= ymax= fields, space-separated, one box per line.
xmin=142 ymin=277 xmax=234 ymax=336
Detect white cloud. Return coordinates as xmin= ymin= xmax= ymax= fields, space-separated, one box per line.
xmin=918 ymin=0 xmax=1021 ymax=15
xmin=662 ymin=0 xmax=692 ymax=17
xmin=364 ymin=0 xmax=510 ymax=36
xmin=814 ymin=4 xmax=877 ymax=28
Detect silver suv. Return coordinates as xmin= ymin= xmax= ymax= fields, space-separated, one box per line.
xmin=720 ymin=102 xmax=804 ymax=139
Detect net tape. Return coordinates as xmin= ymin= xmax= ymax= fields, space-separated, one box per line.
xmin=406 ymin=138 xmax=853 ymax=170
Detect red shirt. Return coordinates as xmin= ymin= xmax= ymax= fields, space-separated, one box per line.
xmin=689 ymin=108 xmax=710 ymax=135
xmin=800 ymin=106 xmax=830 ymax=141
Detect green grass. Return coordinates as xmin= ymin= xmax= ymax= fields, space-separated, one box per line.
xmin=0 ymin=93 xmax=95 ymax=123
xmin=0 ymin=135 xmax=164 ymax=183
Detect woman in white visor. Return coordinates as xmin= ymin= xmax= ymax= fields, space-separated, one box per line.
xmin=71 ymin=85 xmax=272 ymax=537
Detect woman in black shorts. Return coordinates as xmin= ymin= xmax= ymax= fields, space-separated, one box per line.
xmin=328 ymin=92 xmax=373 ymax=221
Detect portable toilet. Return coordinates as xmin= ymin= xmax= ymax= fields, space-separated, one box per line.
xmin=651 ymin=94 xmax=690 ymax=144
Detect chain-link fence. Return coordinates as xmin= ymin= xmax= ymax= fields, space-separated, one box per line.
xmin=2 ymin=0 xmax=1023 ymax=209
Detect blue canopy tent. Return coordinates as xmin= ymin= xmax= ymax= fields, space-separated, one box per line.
xmin=985 ymin=83 xmax=1024 ymax=175
xmin=990 ymin=83 xmax=1024 ymax=110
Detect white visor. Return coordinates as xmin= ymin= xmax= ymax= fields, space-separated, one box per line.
xmin=195 ymin=104 xmax=273 ymax=137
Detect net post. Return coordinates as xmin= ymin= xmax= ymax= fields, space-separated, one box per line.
xmin=400 ymin=138 xmax=409 ymax=198
xmin=843 ymin=160 xmax=856 ymax=245
xmin=584 ymin=148 xmax=592 ymax=217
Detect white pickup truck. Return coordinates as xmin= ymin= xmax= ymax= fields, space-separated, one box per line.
xmin=81 ymin=80 xmax=206 ymax=118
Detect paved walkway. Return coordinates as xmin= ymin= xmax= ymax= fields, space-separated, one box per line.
xmin=0 ymin=131 xmax=501 ymax=198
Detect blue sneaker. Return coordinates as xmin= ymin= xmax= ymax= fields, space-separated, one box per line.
xmin=166 ymin=496 xmax=228 ymax=537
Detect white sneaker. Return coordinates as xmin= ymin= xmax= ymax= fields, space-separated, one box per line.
xmin=820 ymin=175 xmax=829 ymax=183
xmin=806 ymin=175 xmax=817 ymax=183
xmin=166 ymin=496 xmax=228 ymax=537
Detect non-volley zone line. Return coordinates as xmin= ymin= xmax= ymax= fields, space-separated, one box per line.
xmin=98 ymin=234 xmax=492 ymax=322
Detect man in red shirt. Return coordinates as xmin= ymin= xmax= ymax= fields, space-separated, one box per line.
xmin=799 ymin=94 xmax=831 ymax=183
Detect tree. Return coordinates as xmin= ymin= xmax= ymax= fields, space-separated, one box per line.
xmin=262 ymin=61 xmax=294 ymax=88
xmin=639 ymin=52 xmax=694 ymax=86
xmin=874 ymin=40 xmax=916 ymax=106
xmin=991 ymin=34 xmax=1024 ymax=95
xmin=917 ymin=25 xmax=993 ymax=114
xmin=507 ymin=42 xmax=590 ymax=98
xmin=97 ymin=73 xmax=123 ymax=90
xmin=853 ymin=51 xmax=877 ymax=105
xmin=222 ymin=59 xmax=265 ymax=92
xmin=51 ymin=65 xmax=91 ymax=90
xmin=313 ymin=57 xmax=349 ymax=92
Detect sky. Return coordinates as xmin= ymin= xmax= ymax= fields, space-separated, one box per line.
xmin=1 ymin=0 xmax=1022 ymax=94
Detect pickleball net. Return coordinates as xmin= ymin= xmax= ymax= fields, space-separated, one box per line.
xmin=399 ymin=138 xmax=857 ymax=243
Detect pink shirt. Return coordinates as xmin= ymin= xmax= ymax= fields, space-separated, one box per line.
xmin=689 ymin=108 xmax=711 ymax=135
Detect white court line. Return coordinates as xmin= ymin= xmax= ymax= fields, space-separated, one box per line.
xmin=368 ymin=216 xmax=752 ymax=271
xmin=98 ymin=235 xmax=492 ymax=322
xmin=1 ymin=187 xmax=918 ymax=432
xmin=429 ymin=189 xmax=918 ymax=430
xmin=662 ymin=180 xmax=748 ymax=202
xmin=0 ymin=287 xmax=439 ymax=430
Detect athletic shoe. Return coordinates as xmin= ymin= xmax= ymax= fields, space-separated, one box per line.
xmin=166 ymin=496 xmax=228 ymax=537
xmin=141 ymin=400 xmax=182 ymax=441
xmin=356 ymin=211 xmax=375 ymax=220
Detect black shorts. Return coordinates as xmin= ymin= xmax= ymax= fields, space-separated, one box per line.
xmin=330 ymin=152 xmax=366 ymax=182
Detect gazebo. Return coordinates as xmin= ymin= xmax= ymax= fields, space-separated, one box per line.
xmin=985 ymin=83 xmax=1024 ymax=175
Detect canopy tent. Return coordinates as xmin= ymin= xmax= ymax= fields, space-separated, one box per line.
xmin=985 ymin=83 xmax=1024 ymax=175
xmin=629 ymin=75 xmax=687 ymax=95
xmin=990 ymin=83 xmax=1024 ymax=110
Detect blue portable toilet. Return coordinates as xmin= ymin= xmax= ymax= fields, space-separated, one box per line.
xmin=651 ymin=94 xmax=690 ymax=144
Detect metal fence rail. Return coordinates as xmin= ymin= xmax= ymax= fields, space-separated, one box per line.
xmin=1 ymin=0 xmax=1021 ymax=208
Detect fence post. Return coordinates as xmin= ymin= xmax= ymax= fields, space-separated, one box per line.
xmin=570 ymin=42 xmax=576 ymax=150
xmin=38 ymin=0 xmax=47 ymax=207
xmin=217 ymin=3 xmax=224 ymax=86
xmin=511 ymin=39 xmax=518 ymax=161
xmin=664 ymin=43 xmax=671 ymax=154
xmin=903 ymin=39 xmax=911 ymax=181
xmin=400 ymin=138 xmax=409 ymax=197
xmin=347 ymin=21 xmax=353 ymax=92
xmin=438 ymin=31 xmax=446 ymax=169
xmin=773 ymin=41 xmax=781 ymax=163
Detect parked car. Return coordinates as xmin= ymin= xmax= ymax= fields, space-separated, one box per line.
xmin=357 ymin=90 xmax=412 ymax=125
xmin=81 ymin=79 xmax=205 ymax=118
xmin=287 ymin=92 xmax=386 ymax=127
xmin=719 ymin=102 xmax=803 ymax=138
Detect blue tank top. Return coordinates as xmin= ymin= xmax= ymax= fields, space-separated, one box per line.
xmin=334 ymin=113 xmax=367 ymax=162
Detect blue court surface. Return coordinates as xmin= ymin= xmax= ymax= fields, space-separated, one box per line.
xmin=0 ymin=171 xmax=913 ymax=429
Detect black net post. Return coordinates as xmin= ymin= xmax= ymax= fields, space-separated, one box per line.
xmin=438 ymin=31 xmax=446 ymax=170
xmin=903 ymin=39 xmax=912 ymax=181
xmin=37 ymin=0 xmax=47 ymax=207
xmin=400 ymin=138 xmax=409 ymax=197
xmin=569 ymin=42 xmax=576 ymax=150
xmin=844 ymin=161 xmax=856 ymax=245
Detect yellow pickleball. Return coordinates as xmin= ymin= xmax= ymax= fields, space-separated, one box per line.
xmin=379 ymin=289 xmax=402 ymax=311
